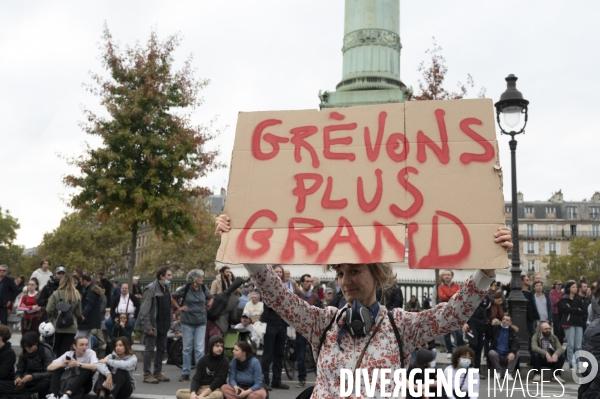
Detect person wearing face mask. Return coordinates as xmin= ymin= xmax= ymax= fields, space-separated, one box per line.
xmin=406 ymin=348 xmax=443 ymax=399
xmin=487 ymin=315 xmax=520 ymax=381
xmin=443 ymin=346 xmax=479 ymax=399
xmin=134 ymin=266 xmax=173 ymax=384
xmin=530 ymin=322 xmax=566 ymax=383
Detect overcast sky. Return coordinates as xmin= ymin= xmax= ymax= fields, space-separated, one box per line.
xmin=2 ymin=0 xmax=599 ymax=248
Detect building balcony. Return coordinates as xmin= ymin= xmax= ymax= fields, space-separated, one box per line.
xmin=520 ymin=230 xmax=599 ymax=238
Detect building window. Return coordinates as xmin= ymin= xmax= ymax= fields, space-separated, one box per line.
xmin=593 ymin=225 xmax=599 ymax=238
xmin=567 ymin=207 xmax=577 ymax=219
xmin=528 ymin=260 xmax=538 ymax=272
xmin=525 ymin=206 xmax=534 ymax=214
xmin=549 ymin=242 xmax=556 ymax=254
xmin=548 ymin=224 xmax=556 ymax=237
xmin=571 ymin=225 xmax=577 ymax=237
xmin=545 ymin=206 xmax=556 ymax=215
xmin=505 ymin=206 xmax=512 ymax=214
xmin=524 ymin=224 xmax=537 ymax=237
xmin=526 ymin=242 xmax=535 ymax=254
xmin=591 ymin=207 xmax=599 ymax=220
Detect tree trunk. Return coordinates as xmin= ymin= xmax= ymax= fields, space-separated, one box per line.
xmin=128 ymin=224 xmax=138 ymax=290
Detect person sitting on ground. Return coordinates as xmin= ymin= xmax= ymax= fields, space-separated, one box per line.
xmin=443 ymin=345 xmax=479 ymax=399
xmin=95 ymin=336 xmax=138 ymax=399
xmin=0 ymin=324 xmax=16 ymax=382
xmin=47 ymin=336 xmax=99 ymax=399
xmin=111 ymin=313 xmax=134 ymax=342
xmin=221 ymin=341 xmax=267 ymax=399
xmin=242 ymin=292 xmax=264 ymax=323
xmin=409 ymin=339 xmax=437 ymax=366
xmin=0 ymin=331 xmax=53 ymax=399
xmin=405 ymin=295 xmax=421 ymax=312
xmin=487 ymin=315 xmax=520 ymax=381
xmin=176 ymin=336 xmax=230 ymax=399
xmin=406 ymin=348 xmax=443 ymax=399
xmin=530 ymin=322 xmax=566 ymax=383
xmin=234 ymin=313 xmax=261 ymax=349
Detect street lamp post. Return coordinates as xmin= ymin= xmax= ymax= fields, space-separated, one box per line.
xmin=495 ymin=74 xmax=530 ymax=362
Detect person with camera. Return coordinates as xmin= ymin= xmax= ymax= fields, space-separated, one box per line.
xmin=95 ymin=336 xmax=138 ymax=399
xmin=47 ymin=336 xmax=98 ymax=399
xmin=38 ymin=266 xmax=67 ymax=310
xmin=0 ymin=331 xmax=54 ymax=399
xmin=46 ymin=275 xmax=83 ymax=356
xmin=221 ymin=341 xmax=267 ymax=399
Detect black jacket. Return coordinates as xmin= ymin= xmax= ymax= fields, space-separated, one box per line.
xmin=110 ymin=294 xmax=140 ymax=320
xmin=78 ymin=282 xmax=103 ymax=330
xmin=559 ymin=294 xmax=587 ymax=327
xmin=37 ymin=277 xmax=59 ymax=308
xmin=377 ymin=283 xmax=403 ymax=311
xmin=467 ymin=295 xmax=491 ymax=327
xmin=522 ymin=289 xmax=539 ymax=322
xmin=0 ymin=341 xmax=16 ymax=381
xmin=0 ymin=276 xmax=19 ymax=308
xmin=578 ymin=319 xmax=600 ymax=399
xmin=260 ymin=303 xmax=287 ymax=325
xmin=15 ymin=342 xmax=54 ymax=381
xmin=490 ymin=324 xmax=520 ymax=355
xmin=98 ymin=278 xmax=113 ymax=306
xmin=190 ymin=336 xmax=230 ymax=393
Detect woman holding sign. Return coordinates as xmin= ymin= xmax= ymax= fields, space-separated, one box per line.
xmin=215 ymin=214 xmax=512 ymax=399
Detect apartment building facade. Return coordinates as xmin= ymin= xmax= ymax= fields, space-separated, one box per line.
xmin=506 ymin=190 xmax=600 ymax=280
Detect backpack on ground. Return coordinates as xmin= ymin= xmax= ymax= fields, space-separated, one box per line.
xmin=55 ymin=291 xmax=74 ymax=329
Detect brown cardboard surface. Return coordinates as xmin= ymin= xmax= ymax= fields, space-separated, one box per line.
xmin=217 ymin=99 xmax=506 ymax=269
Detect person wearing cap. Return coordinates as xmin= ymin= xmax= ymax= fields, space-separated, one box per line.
xmin=234 ymin=313 xmax=260 ymax=349
xmin=406 ymin=348 xmax=443 ymax=399
xmin=215 ymin=214 xmax=513 ymax=398
xmin=549 ymin=279 xmax=564 ymax=344
xmin=37 ymin=266 xmax=66 ymax=310
xmin=30 ymin=259 xmax=52 ymax=291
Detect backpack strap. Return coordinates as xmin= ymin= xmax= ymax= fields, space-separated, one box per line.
xmin=387 ymin=311 xmax=405 ymax=367
xmin=316 ymin=314 xmax=337 ymax=358
xmin=180 ymin=283 xmax=191 ymax=307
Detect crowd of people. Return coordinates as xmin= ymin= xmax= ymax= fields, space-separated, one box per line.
xmin=1 ymin=229 xmax=600 ymax=399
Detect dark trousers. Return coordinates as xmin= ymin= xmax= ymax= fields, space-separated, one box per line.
xmin=50 ymin=368 xmax=93 ymax=399
xmin=0 ymin=378 xmax=51 ymax=399
xmin=553 ymin=314 xmax=564 ymax=344
xmin=0 ymin=306 xmax=8 ymax=325
xmin=531 ymin=352 xmax=566 ymax=376
xmin=143 ymin=331 xmax=168 ymax=377
xmin=95 ymin=368 xmax=134 ymax=399
xmin=53 ymin=332 xmax=76 ymax=358
xmin=467 ymin=324 xmax=485 ymax=369
xmin=262 ymin=322 xmax=286 ymax=385
xmin=296 ymin=333 xmax=308 ymax=382
xmin=443 ymin=329 xmax=464 ymax=352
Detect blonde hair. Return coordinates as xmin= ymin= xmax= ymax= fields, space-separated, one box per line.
xmin=58 ymin=275 xmax=81 ymax=303
xmin=326 ymin=263 xmax=397 ymax=293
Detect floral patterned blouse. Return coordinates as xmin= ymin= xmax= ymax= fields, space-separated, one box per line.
xmin=244 ymin=264 xmax=493 ymax=399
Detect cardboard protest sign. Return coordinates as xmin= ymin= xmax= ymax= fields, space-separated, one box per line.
xmin=217 ymin=99 xmax=507 ymax=269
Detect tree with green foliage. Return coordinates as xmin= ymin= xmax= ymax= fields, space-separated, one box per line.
xmin=64 ymin=25 xmax=223 ymax=288
xmin=36 ymin=211 xmax=130 ymax=274
xmin=0 ymin=207 xmax=24 ymax=267
xmin=137 ymin=202 xmax=221 ymax=276
xmin=546 ymin=238 xmax=600 ymax=283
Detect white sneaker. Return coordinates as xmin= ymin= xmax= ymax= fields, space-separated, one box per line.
xmin=532 ymin=374 xmax=541 ymax=382
xmin=60 ymin=394 xmax=70 ymax=399
xmin=446 ymin=353 xmax=452 ymax=359
xmin=554 ymin=375 xmax=566 ymax=384
xmin=506 ymin=374 xmax=514 ymax=381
